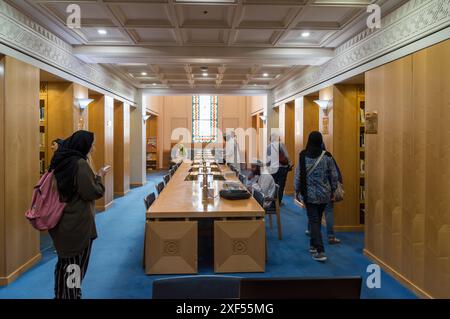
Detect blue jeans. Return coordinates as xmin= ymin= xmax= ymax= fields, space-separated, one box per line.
xmin=308 ymin=202 xmax=335 ymax=237
xmin=305 ymin=203 xmax=327 ymax=253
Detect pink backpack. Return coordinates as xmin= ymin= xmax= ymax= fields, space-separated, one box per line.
xmin=25 ymin=171 xmax=65 ymax=231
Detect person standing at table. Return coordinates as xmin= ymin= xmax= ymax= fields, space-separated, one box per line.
xmin=294 ymin=131 xmax=339 ymax=262
xmin=49 ymin=130 xmax=110 ymax=299
xmin=267 ymin=133 xmax=291 ymax=205
xmin=225 ymin=131 xmax=241 ymax=172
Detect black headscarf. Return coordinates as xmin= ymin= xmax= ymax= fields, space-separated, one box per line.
xmin=298 ymin=131 xmax=326 ymax=203
xmin=305 ymin=131 xmax=324 ymax=158
xmin=50 ymin=130 xmax=94 ymax=202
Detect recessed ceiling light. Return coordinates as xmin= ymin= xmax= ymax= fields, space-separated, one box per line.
xmin=98 ymin=29 xmax=107 ymax=35
xmin=152 ymin=83 xmax=157 ymax=86
xmin=202 ymin=73 xmax=208 ymax=77
xmin=263 ymin=73 xmax=269 ymax=77
xmin=301 ymin=32 xmax=310 ymax=38
xmin=141 ymin=72 xmax=147 ymax=76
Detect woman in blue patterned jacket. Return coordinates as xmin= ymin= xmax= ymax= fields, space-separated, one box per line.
xmin=294 ymin=131 xmax=339 ymax=262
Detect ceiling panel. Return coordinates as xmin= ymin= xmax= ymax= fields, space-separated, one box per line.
xmin=239 ymin=5 xmax=297 ymax=28
xmin=176 ymin=4 xmax=234 ymax=28
xmin=234 ymin=29 xmax=276 ymax=44
xmin=183 ymin=29 xmax=228 ymax=44
xmin=279 ymin=29 xmax=335 ymax=46
xmin=7 ymin=0 xmax=407 ymax=90
xmin=133 ymin=28 xmax=178 ymax=43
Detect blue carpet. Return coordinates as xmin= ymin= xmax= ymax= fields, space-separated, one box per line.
xmin=0 ymin=171 xmax=417 ymax=299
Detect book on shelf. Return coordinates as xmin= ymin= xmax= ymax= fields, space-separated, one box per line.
xmin=39 ymin=106 xmax=45 ymax=121
xmin=359 ymin=186 xmax=365 ymax=201
xmin=39 ymin=159 xmax=46 ymax=175
xmin=360 ymin=108 xmax=365 ymax=125
xmin=39 ymin=132 xmax=46 ymax=147
xmin=360 ymin=159 xmax=365 ymax=175
xmin=360 ymin=133 xmax=365 ymax=148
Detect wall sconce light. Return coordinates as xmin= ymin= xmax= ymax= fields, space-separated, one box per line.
xmin=259 ymin=115 xmax=267 ymax=124
xmin=314 ymin=99 xmax=332 ymax=116
xmin=75 ymin=98 xmax=94 ymax=111
xmin=314 ymin=99 xmax=332 ymax=135
xmin=143 ymin=114 xmax=151 ymax=123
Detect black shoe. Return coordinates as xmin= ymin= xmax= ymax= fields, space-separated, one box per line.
xmin=312 ymin=252 xmax=327 ymax=262
xmin=328 ymin=237 xmax=341 ymax=245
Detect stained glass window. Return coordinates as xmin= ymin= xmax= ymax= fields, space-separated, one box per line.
xmin=192 ymin=95 xmax=218 ymax=143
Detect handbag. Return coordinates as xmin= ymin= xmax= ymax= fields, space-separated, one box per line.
xmin=333 ymin=182 xmax=345 ymax=202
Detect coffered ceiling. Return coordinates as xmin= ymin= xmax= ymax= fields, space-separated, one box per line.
xmin=8 ymin=0 xmax=406 ymax=91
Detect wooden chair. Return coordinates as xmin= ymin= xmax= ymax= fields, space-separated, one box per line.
xmin=163 ymin=174 xmax=170 ymax=185
xmin=253 ymin=185 xmax=282 ymax=240
xmin=143 ymin=192 xmax=156 ymax=268
xmin=156 ymin=181 xmax=165 ymax=195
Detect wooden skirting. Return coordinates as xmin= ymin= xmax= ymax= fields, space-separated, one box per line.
xmin=0 ymin=253 xmax=42 ymax=286
xmin=130 ymin=182 xmax=145 ymax=187
xmin=96 ymin=201 xmax=114 ymax=213
xmin=114 ymin=190 xmax=130 ymax=197
xmin=334 ymin=225 xmax=365 ymax=232
xmin=363 ymin=249 xmax=432 ymax=299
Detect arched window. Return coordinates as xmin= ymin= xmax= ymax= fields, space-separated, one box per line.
xmin=192 ymin=95 xmax=218 ymax=143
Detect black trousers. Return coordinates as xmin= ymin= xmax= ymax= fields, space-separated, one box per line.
xmin=54 ymin=240 xmax=93 ymax=299
xmin=272 ymin=166 xmax=289 ymax=204
xmin=305 ymin=203 xmax=327 ymax=253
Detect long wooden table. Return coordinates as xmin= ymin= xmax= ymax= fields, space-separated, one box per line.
xmin=145 ymin=161 xmax=265 ymax=274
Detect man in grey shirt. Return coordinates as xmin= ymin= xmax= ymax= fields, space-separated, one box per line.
xmin=266 ymin=133 xmax=292 ymax=204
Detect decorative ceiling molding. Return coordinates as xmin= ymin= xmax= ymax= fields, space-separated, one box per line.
xmin=0 ymin=0 xmax=137 ymax=103
xmin=272 ymin=0 xmax=450 ymax=105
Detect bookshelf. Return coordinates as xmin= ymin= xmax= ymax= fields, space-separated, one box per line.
xmin=358 ymin=88 xmax=365 ymax=224
xmin=146 ymin=115 xmax=158 ymax=170
xmin=146 ymin=137 xmax=157 ymax=170
xmin=39 ymin=82 xmax=48 ymax=176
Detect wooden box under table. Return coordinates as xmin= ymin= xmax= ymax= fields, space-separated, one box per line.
xmin=214 ymin=219 xmax=265 ymax=273
xmin=145 ymin=220 xmax=198 ymax=275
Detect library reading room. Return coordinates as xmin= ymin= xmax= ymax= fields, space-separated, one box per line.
xmin=0 ymin=0 xmax=449 ymax=304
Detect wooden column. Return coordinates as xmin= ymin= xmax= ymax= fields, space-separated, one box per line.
xmin=279 ymin=101 xmax=296 ymax=195
xmin=318 ymin=85 xmax=362 ymax=232
xmin=113 ymin=100 xmax=130 ymax=196
xmin=46 ymin=82 xmax=89 ymax=154
xmin=89 ymin=94 xmax=114 ymax=211
xmin=0 ymin=56 xmax=41 ymax=285
xmin=294 ymin=96 xmax=319 ymax=169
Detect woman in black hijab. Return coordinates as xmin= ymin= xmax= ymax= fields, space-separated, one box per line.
xmin=294 ymin=131 xmax=339 ymax=262
xmin=49 ymin=130 xmax=109 ymax=299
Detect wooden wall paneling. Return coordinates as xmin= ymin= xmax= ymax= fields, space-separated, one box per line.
xmin=47 ymin=82 xmax=74 ymax=145
xmin=319 ymin=86 xmax=334 ymax=154
xmin=303 ymin=97 xmax=320 ymax=148
xmin=123 ymin=103 xmax=130 ymax=194
xmin=364 ymin=40 xmax=450 ymax=298
xmin=0 ymin=57 xmax=5 ymax=280
xmin=283 ymin=101 xmax=295 ymax=194
xmin=332 ymin=85 xmax=360 ymax=230
xmin=414 ymin=40 xmax=450 ymax=298
xmin=89 ymin=94 xmax=114 ymax=211
xmin=294 ymin=97 xmax=319 ymax=175
xmin=113 ymin=100 xmax=130 ymax=196
xmin=0 ymin=56 xmax=41 ymax=285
